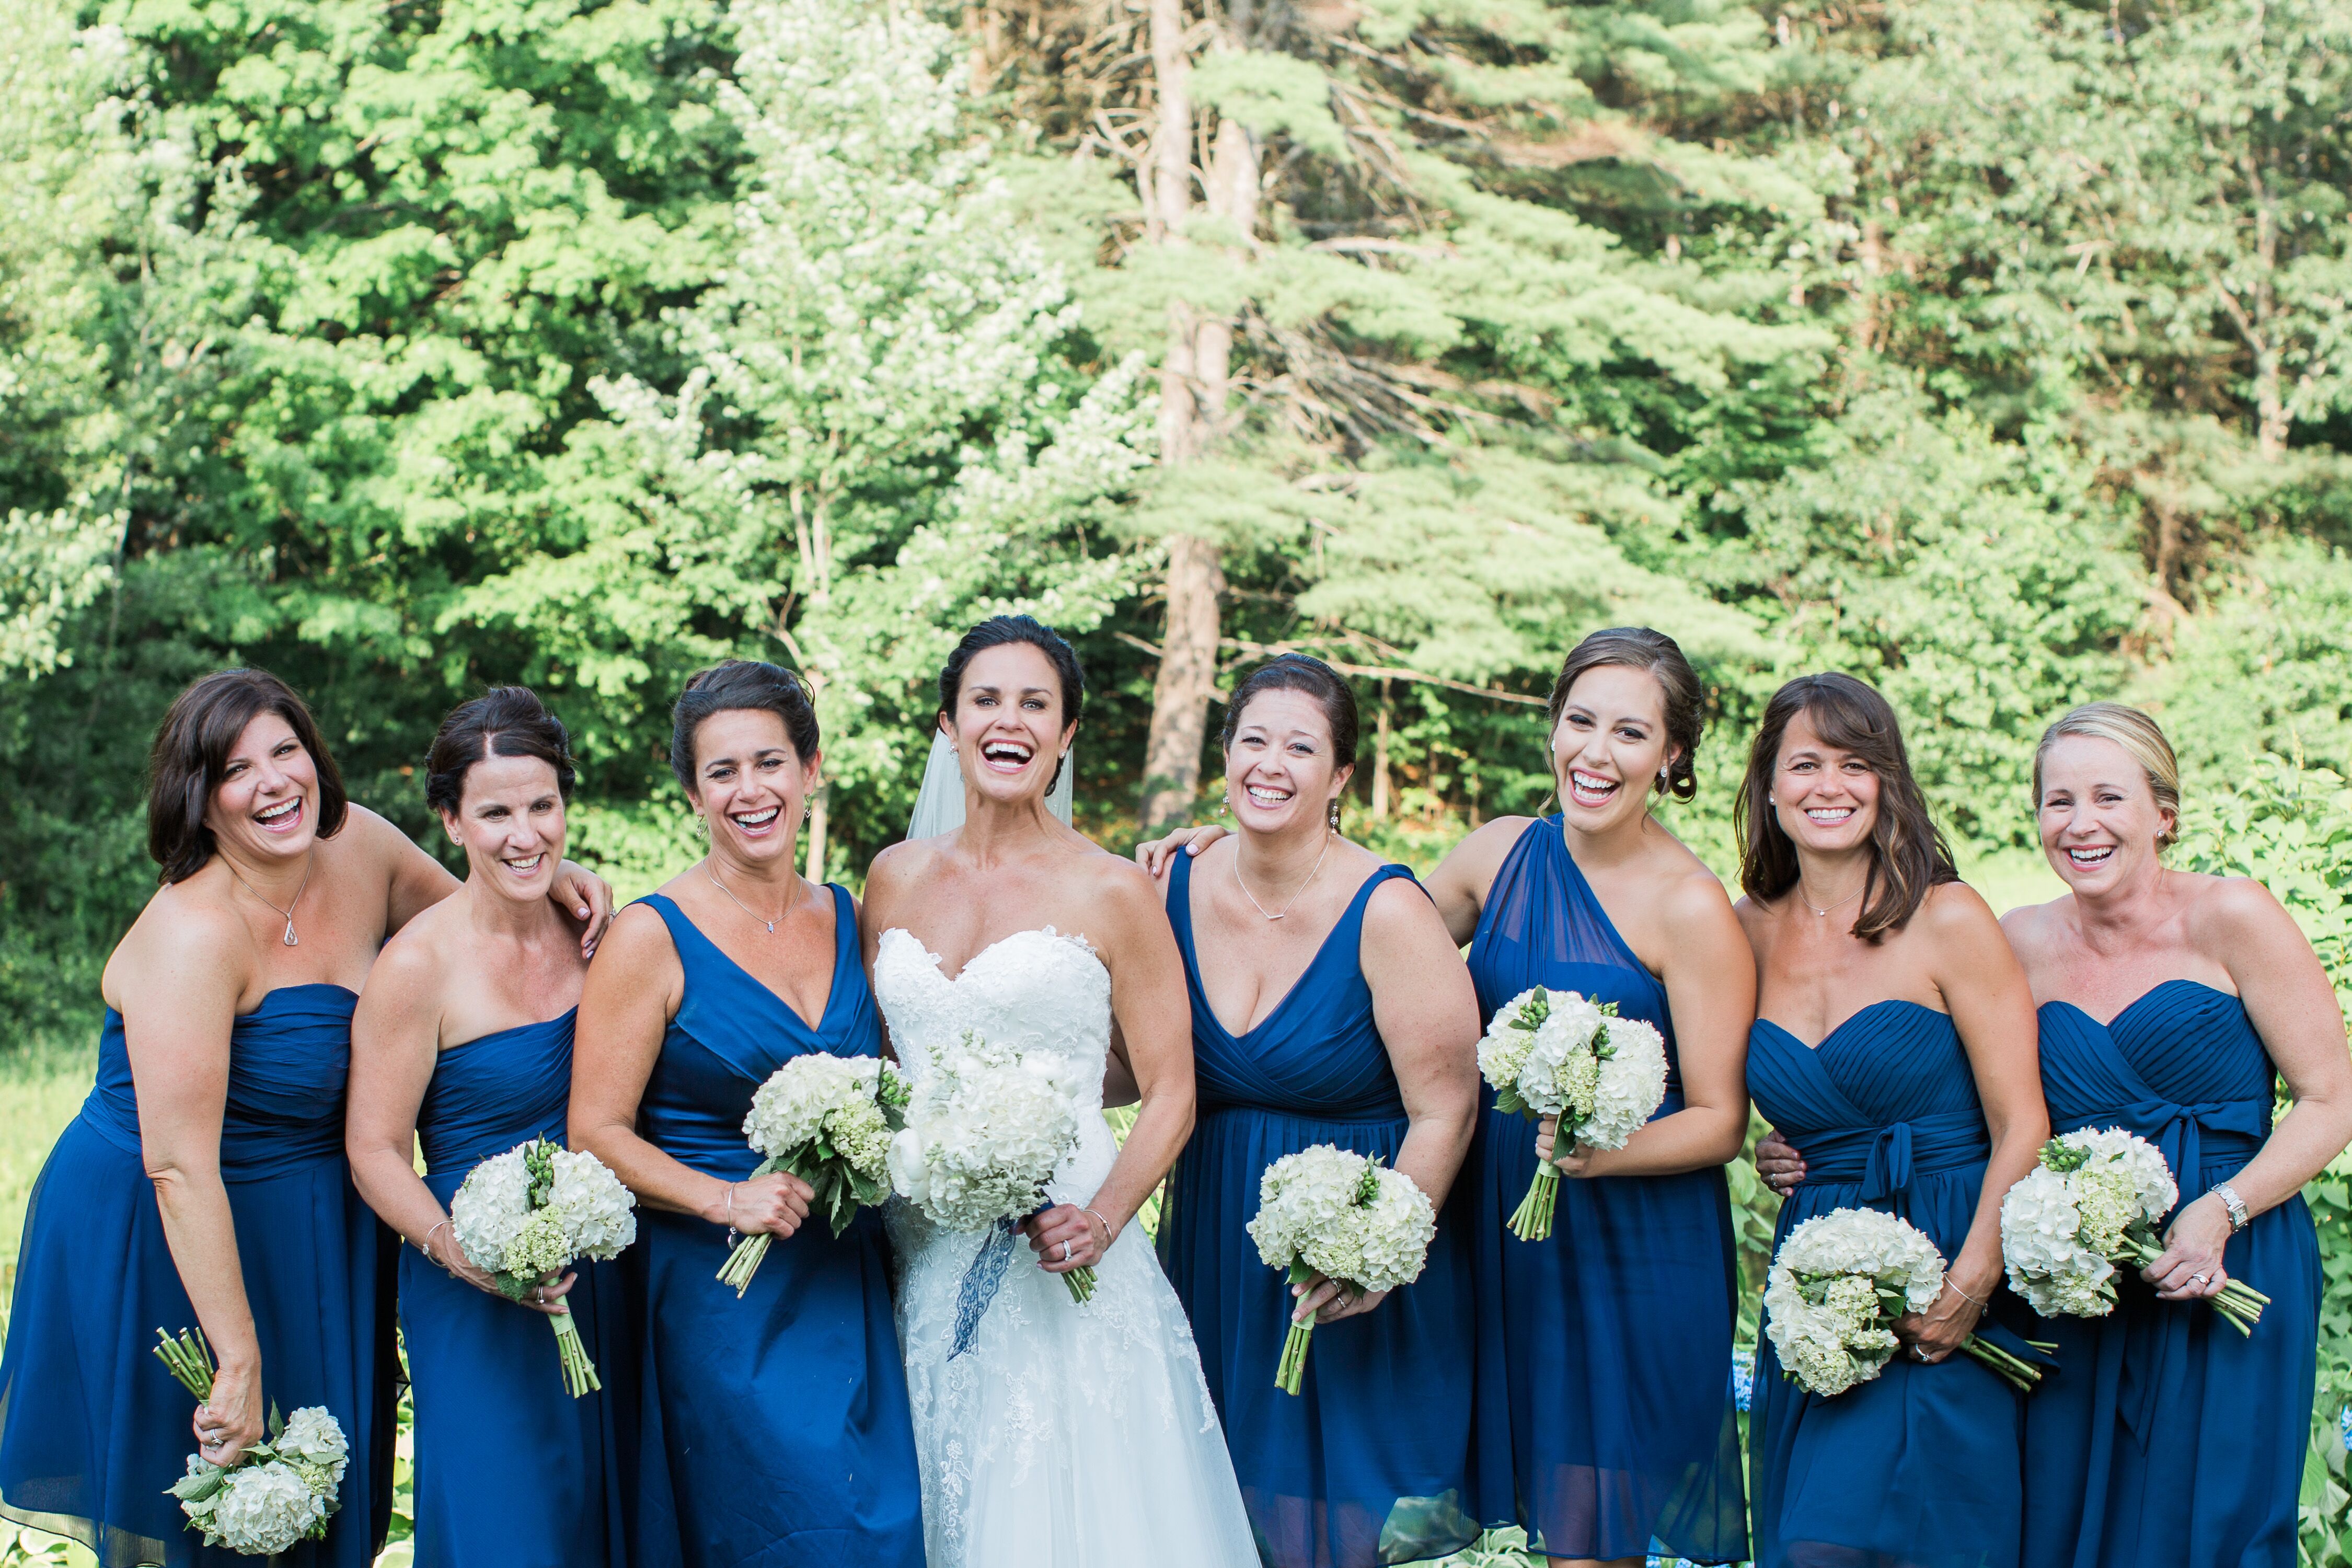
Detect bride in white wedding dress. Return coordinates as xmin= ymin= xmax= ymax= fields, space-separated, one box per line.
xmin=860 ymin=616 xmax=1259 ymax=1568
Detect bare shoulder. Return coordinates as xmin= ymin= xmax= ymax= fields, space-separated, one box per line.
xmin=1066 ymin=837 xmax=1159 ymax=914
xmin=1447 ymin=816 xmax=1536 ymax=878
xmin=591 ymin=898 xmax=683 ymax=977
xmin=1362 ymin=857 xmax=1446 ymax=937
xmin=1653 ymin=844 xmax=1737 ymax=923
xmin=333 ymin=802 xmax=413 ymax=870
xmin=1917 ymin=879 xmax=2004 ymax=947
xmin=366 ymin=898 xmax=459 ymax=989
xmin=2181 ymin=871 xmax=2295 ymax=947
xmin=863 ymin=836 xmax=943 ymax=904
xmin=111 ymin=875 xmax=253 ymax=1002
xmin=1998 ymin=894 xmax=2070 ymax=956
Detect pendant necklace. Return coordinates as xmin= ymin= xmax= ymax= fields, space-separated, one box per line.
xmin=1801 ymin=880 xmax=1866 ymax=919
xmin=231 ymin=851 xmax=315 ymax=947
xmin=708 ymin=864 xmax=795 ymax=934
xmin=1235 ymin=832 xmax=1331 ymax=921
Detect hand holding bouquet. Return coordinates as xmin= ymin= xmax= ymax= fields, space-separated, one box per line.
xmin=449 ymin=1139 xmax=638 ymax=1396
xmin=1476 ymin=987 xmax=1668 ymax=1241
xmin=1765 ymin=1208 xmax=2047 ymax=1395
xmin=2000 ymin=1127 xmax=2266 ymax=1333
xmin=720 ymin=1053 xmax=910 ymax=1295
xmin=1247 ymin=1146 xmax=1435 ymax=1396
xmin=152 ymin=1328 xmax=347 ymax=1556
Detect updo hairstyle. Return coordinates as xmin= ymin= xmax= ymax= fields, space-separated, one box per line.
xmin=1546 ymin=627 xmax=1704 ymax=802
xmin=424 ymin=687 xmax=577 ymax=817
xmin=669 ymin=660 xmax=821 ymax=791
xmin=937 ymin=615 xmax=1086 ymax=731
xmin=1220 ymin=654 xmax=1360 ymax=765
xmin=145 ymin=667 xmax=350 ymax=884
xmin=2032 ymin=701 xmax=2182 ymax=849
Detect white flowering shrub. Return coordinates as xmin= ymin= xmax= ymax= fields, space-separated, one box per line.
xmin=1248 ymin=1145 xmax=1435 ymax=1393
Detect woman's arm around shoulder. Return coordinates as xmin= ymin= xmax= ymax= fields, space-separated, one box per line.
xmin=1423 ymin=816 xmax=1535 ymax=948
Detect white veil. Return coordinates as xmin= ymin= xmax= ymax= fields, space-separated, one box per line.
xmin=903 ymin=729 xmax=1075 ymax=840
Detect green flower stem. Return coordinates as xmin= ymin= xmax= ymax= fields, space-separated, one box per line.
xmin=714 ymin=1155 xmax=790 ymax=1297
xmin=153 ymin=1326 xmax=216 ymax=1401
xmin=1275 ymin=1319 xmax=1315 ymax=1396
xmin=1959 ymin=1334 xmax=2044 ymax=1393
xmin=2117 ymin=1236 xmax=2266 ymax=1331
xmin=1507 ymin=1160 xmax=1558 ymax=1242
xmin=551 ymin=1310 xmax=600 ymax=1399
xmin=1061 ymin=1264 xmax=1096 ymax=1305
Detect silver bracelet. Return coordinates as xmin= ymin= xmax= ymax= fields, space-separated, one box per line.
xmin=723 ymin=1181 xmax=740 ymax=1246
xmin=2208 ymin=1181 xmax=2250 ymax=1233
xmin=1946 ymin=1277 xmax=1990 ymax=1309
xmin=418 ymin=1218 xmax=452 ymax=1269
xmin=1081 ymin=1206 xmax=1114 ymax=1247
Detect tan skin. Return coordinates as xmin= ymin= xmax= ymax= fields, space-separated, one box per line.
xmin=571 ymin=708 xmax=839 ymax=1246
xmin=347 ymin=753 xmax=589 ymax=1319
xmin=103 ymin=712 xmax=612 ymax=1466
xmin=861 ymin=641 xmax=1195 ymax=1278
xmin=1177 ymin=687 xmax=1479 ymax=1327
xmin=1142 ymin=662 xmax=1753 ymax=1568
xmin=1734 ymin=710 xmax=2048 ymax=1370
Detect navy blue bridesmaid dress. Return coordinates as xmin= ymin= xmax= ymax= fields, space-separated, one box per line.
xmin=625 ymin=891 xmax=923 ymax=1568
xmin=1158 ymin=855 xmax=1478 ymax=1568
xmin=401 ymin=1009 xmax=628 ymax=1567
xmin=1465 ymin=820 xmax=1747 ymax=1564
xmin=2021 ymin=981 xmax=2319 ymax=1568
xmin=1747 ymin=1000 xmax=2024 ymax=1568
xmin=0 ymin=985 xmax=396 ymax=1567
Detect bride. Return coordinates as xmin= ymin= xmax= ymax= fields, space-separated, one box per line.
xmin=861 ymin=615 xmax=1259 ymax=1567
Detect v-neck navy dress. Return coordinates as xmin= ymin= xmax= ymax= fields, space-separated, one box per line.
xmin=1158 ymin=856 xmax=1478 ymax=1568
xmin=624 ymin=891 xmax=923 ymax=1568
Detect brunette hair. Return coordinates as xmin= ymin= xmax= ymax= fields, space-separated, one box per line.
xmin=425 ymin=687 xmax=577 ymax=817
xmin=2033 ymin=702 xmax=2181 ymax=850
xmin=937 ymin=615 xmax=1085 ymax=730
xmin=1220 ymin=655 xmax=1360 ymax=766
xmin=1735 ymin=672 xmax=1956 ymax=942
xmin=1547 ymin=627 xmax=1704 ymax=801
xmin=669 ymin=660 xmax=821 ymax=790
xmin=145 ymin=667 xmax=350 ymax=884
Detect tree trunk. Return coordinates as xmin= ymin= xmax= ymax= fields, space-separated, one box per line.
xmin=803 ymin=783 xmax=828 ymax=882
xmin=1370 ymin=680 xmax=1392 ymax=820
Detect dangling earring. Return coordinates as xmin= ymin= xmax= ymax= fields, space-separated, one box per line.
xmin=694 ymin=812 xmax=709 ymax=838
xmin=1219 ymin=791 xmax=1232 ymax=817
xmin=1327 ymin=798 xmax=1342 ymax=833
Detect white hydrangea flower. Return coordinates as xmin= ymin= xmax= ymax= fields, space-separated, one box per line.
xmin=273 ymin=1406 xmax=348 ymax=1499
xmin=1247 ymin=1145 xmax=1433 ymax=1293
xmin=207 ymin=1461 xmax=327 ymax=1555
xmin=546 ymin=1147 xmax=637 ymax=1261
xmin=890 ymin=1030 xmax=1080 ymax=1233
xmin=1473 ymin=987 xmax=1546 ymax=1100
xmin=447 ymin=1146 xmax=535 ymax=1275
xmin=1999 ymin=1127 xmax=2177 ymax=1319
xmin=1763 ymin=1207 xmax=1946 ymax=1397
xmin=1575 ymin=1013 xmax=1669 ymax=1151
xmin=450 ymin=1139 xmax=637 ymax=1286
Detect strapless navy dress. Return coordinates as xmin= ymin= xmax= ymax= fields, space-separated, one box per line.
xmin=1465 ymin=820 xmax=1746 ymax=1564
xmin=625 ymin=892 xmax=923 ymax=1568
xmin=401 ymin=1009 xmax=628 ymax=1566
xmin=0 ymin=985 xmax=395 ymax=1567
xmin=1158 ymin=856 xmax=1478 ymax=1567
xmin=2021 ymin=981 xmax=2318 ymax=1568
xmin=1748 ymin=1000 xmax=2025 ymax=1568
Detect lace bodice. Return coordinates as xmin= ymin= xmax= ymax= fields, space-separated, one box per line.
xmin=873 ymin=927 xmax=1112 ymax=1119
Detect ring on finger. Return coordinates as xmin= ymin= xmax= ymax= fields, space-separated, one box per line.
xmin=1059 ymin=1240 xmax=1072 ymax=1262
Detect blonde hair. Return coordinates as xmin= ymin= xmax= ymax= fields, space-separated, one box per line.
xmin=2032 ymin=702 xmax=2182 ymax=848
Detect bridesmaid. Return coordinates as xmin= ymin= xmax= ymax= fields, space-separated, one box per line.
xmin=2005 ymin=704 xmax=2348 ymax=1567
xmin=570 ymin=659 xmax=924 ymax=1568
xmin=346 ymin=687 xmax=627 ymax=1567
xmin=0 ymin=667 xmax=611 ymax=1566
xmin=1142 ymin=624 xmax=1755 ymax=1567
xmin=1738 ymin=672 xmax=2049 ymax=1568
xmin=1154 ymin=655 xmax=1482 ymax=1568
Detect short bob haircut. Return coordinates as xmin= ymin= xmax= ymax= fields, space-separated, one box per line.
xmin=2033 ymin=701 xmax=2182 ymax=850
xmin=1547 ymin=627 xmax=1704 ymax=802
xmin=669 ymin=660 xmax=821 ymax=791
xmin=424 ymin=687 xmax=577 ymax=818
xmin=1735 ymin=672 xmax=1956 ymax=943
xmin=146 ymin=667 xmax=350 ymax=885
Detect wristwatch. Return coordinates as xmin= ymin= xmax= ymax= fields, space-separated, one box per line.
xmin=2208 ymin=1182 xmax=2250 ymax=1233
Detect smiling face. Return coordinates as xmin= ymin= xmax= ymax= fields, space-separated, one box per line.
xmin=686 ymin=707 xmax=818 ymax=869
xmin=1770 ymin=708 xmax=1881 ymax=856
xmin=443 ymin=752 xmax=567 ymax=906
xmin=1225 ymin=687 xmax=1351 ymax=838
xmin=203 ymin=712 xmax=322 ymax=866
xmin=944 ymin=642 xmax=1076 ymax=808
xmin=1551 ymin=664 xmax=1674 ymax=833
xmin=2037 ymin=733 xmax=2171 ymax=896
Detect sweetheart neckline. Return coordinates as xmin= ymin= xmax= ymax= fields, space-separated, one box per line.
xmin=2039 ymin=976 xmax=2241 ymax=1032
xmin=1753 ymin=996 xmax=1952 ymax=1052
xmin=883 ymin=925 xmax=1105 ymax=987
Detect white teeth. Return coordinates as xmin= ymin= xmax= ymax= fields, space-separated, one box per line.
xmin=1569 ymin=771 xmax=1618 ymax=793
xmin=256 ymin=800 xmax=298 ymax=822
xmin=733 ymin=808 xmax=779 ymax=828
xmin=1244 ymin=785 xmax=1291 ymax=804
xmin=2067 ymin=846 xmax=2114 ymax=864
xmin=1805 ymin=808 xmax=1853 ymax=822
xmin=507 ymin=854 xmax=545 ymax=872
xmin=982 ymin=743 xmax=1032 ymax=762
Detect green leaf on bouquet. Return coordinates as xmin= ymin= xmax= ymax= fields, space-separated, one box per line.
xmin=1494 ymin=1085 xmax=1529 ymax=1118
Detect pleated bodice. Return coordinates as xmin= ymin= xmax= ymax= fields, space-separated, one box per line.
xmin=416 ymin=1011 xmax=576 ymax=1204
xmin=2038 ymin=979 xmax=2271 ymax=1186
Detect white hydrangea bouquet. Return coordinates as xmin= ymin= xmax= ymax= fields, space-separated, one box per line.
xmin=719 ymin=1052 xmax=911 ymax=1296
xmin=449 ymin=1139 xmax=638 ymax=1396
xmin=152 ymin=1327 xmax=347 ymax=1555
xmin=2001 ymin=1127 xmax=2267 ymax=1334
xmin=1475 ymin=986 xmax=1669 ymax=1241
xmin=889 ymin=1028 xmax=1094 ymax=1305
xmin=1764 ymin=1208 xmax=2048 ymax=1396
xmin=1246 ymin=1146 xmax=1436 ymax=1396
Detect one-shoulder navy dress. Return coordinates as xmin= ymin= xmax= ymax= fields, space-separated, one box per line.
xmin=1747 ymin=1000 xmax=2024 ymax=1568
xmin=0 ymin=985 xmax=396 ymax=1567
xmin=1158 ymin=855 xmax=1478 ymax=1568
xmin=401 ymin=1009 xmax=628 ymax=1567
xmin=1465 ymin=820 xmax=1746 ymax=1564
xmin=2021 ymin=981 xmax=2318 ymax=1568
xmin=626 ymin=891 xmax=923 ymax=1568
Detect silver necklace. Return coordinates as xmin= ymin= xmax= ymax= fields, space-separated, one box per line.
xmin=1801 ymin=879 xmax=1866 ymax=918
xmin=707 ymin=864 xmax=798 ymax=935
xmin=230 ymin=851 xmax=315 ymax=947
xmin=1234 ymin=832 xmax=1331 ymax=921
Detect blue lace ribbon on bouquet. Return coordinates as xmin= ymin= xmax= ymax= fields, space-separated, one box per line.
xmin=949 ymin=1205 xmax=1048 ymax=1359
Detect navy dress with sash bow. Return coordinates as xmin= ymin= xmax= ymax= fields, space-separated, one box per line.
xmin=1158 ymin=856 xmax=1478 ymax=1568
xmin=624 ymin=891 xmax=923 ymax=1568
xmin=2021 ymin=981 xmax=2318 ymax=1568
xmin=1748 ymin=1000 xmax=2030 ymax=1568
xmin=0 ymin=986 xmax=397 ymax=1567
xmin=400 ymin=1010 xmax=628 ymax=1567
xmin=1465 ymin=820 xmax=1747 ymax=1564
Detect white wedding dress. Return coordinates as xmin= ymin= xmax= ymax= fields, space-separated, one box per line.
xmin=874 ymin=925 xmax=1261 ymax=1568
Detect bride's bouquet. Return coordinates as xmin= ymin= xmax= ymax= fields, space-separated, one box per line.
xmin=449 ymin=1139 xmax=638 ymax=1396
xmin=889 ymin=1027 xmax=1095 ymax=1305
xmin=1247 ymin=1146 xmax=1436 ymax=1396
xmin=152 ymin=1327 xmax=348 ymax=1555
xmin=719 ymin=1053 xmax=910 ymax=1295
xmin=1476 ymin=986 xmax=1669 ymax=1241
xmin=1765 ymin=1208 xmax=2048 ymax=1395
xmin=2000 ymin=1127 xmax=2267 ymax=1334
